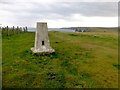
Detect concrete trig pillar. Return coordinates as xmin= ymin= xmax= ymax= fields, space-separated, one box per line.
xmin=31 ymin=22 xmax=55 ymax=54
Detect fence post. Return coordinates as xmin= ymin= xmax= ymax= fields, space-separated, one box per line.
xmin=25 ymin=26 xmax=28 ymax=32
xmin=23 ymin=27 xmax=25 ymax=32
xmin=16 ymin=26 xmax=19 ymax=34
xmin=6 ymin=26 xmax=9 ymax=36
xmin=13 ymin=26 xmax=15 ymax=35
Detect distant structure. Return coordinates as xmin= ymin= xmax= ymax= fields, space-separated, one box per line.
xmin=31 ymin=22 xmax=55 ymax=54
xmin=62 ymin=27 xmax=90 ymax=32
xmin=75 ymin=27 xmax=89 ymax=32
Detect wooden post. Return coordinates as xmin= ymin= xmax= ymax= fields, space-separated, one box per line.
xmin=16 ymin=26 xmax=19 ymax=34
xmin=6 ymin=26 xmax=9 ymax=36
xmin=13 ymin=26 xmax=15 ymax=35
xmin=23 ymin=27 xmax=25 ymax=32
xmin=25 ymin=26 xmax=28 ymax=32
xmin=20 ymin=27 xmax=22 ymax=33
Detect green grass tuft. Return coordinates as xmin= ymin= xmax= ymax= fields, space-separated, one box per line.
xmin=113 ymin=64 xmax=120 ymax=70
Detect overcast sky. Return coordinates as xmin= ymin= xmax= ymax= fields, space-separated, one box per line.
xmin=0 ymin=0 xmax=119 ymax=28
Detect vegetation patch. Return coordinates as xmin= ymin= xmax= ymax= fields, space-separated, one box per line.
xmin=2 ymin=31 xmax=118 ymax=88
xmin=68 ymin=34 xmax=78 ymax=36
xmin=113 ymin=64 xmax=120 ymax=70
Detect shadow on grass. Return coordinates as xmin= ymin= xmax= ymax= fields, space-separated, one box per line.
xmin=68 ymin=34 xmax=79 ymax=36
xmin=44 ymin=72 xmax=65 ymax=88
xmin=113 ymin=64 xmax=120 ymax=70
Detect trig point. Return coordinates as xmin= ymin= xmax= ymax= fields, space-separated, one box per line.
xmin=31 ymin=22 xmax=55 ymax=54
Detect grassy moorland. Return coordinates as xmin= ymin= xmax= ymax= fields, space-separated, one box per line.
xmin=2 ymin=30 xmax=119 ymax=88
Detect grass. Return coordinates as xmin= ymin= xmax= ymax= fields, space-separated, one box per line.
xmin=2 ymin=30 xmax=118 ymax=88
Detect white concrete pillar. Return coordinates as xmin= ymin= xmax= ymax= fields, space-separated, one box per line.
xmin=31 ymin=22 xmax=55 ymax=54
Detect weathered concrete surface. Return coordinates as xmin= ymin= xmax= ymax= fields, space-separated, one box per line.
xmin=31 ymin=22 xmax=55 ymax=54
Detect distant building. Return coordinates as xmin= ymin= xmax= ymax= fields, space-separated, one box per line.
xmin=75 ymin=27 xmax=89 ymax=32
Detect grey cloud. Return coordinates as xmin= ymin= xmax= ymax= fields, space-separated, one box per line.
xmin=1 ymin=2 xmax=117 ymax=17
xmin=13 ymin=2 xmax=117 ymax=21
xmin=25 ymin=2 xmax=117 ymax=22
xmin=0 ymin=1 xmax=118 ymax=26
xmin=48 ymin=2 xmax=118 ymax=17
